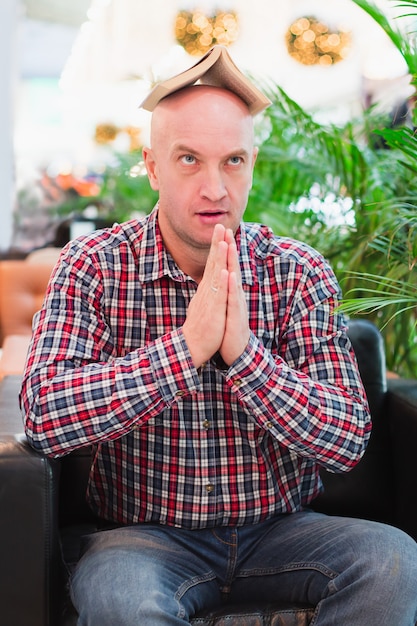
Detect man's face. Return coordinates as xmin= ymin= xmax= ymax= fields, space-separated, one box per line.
xmin=143 ymin=86 xmax=258 ymax=258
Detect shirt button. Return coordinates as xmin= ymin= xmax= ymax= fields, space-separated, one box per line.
xmin=266 ymin=421 xmax=273 ymax=429
xmin=234 ymin=379 xmax=243 ymax=387
xmin=175 ymin=390 xmax=186 ymax=397
xmin=202 ymin=419 xmax=210 ymax=429
xmin=205 ymin=483 xmax=214 ymax=493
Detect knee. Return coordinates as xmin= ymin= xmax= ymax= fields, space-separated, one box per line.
xmin=376 ymin=524 xmax=417 ymax=577
xmin=351 ymin=521 xmax=417 ymax=590
xmin=70 ymin=549 xmax=131 ymax=622
xmin=71 ymin=547 xmax=179 ymax=625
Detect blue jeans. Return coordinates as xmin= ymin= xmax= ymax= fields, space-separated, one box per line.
xmin=70 ymin=510 xmax=417 ymax=625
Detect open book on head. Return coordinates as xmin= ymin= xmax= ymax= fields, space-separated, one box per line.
xmin=140 ymin=45 xmax=271 ymax=116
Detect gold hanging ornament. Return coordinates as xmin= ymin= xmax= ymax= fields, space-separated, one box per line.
xmin=95 ymin=124 xmax=142 ymax=152
xmin=175 ymin=10 xmax=239 ymax=56
xmin=286 ymin=16 xmax=352 ymax=66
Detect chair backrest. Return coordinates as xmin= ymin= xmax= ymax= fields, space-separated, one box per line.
xmin=314 ymin=319 xmax=393 ymax=525
xmin=25 ymin=248 xmax=61 ymax=265
xmin=0 ymin=259 xmax=56 ymax=341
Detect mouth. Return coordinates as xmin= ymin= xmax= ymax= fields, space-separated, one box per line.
xmin=197 ymin=210 xmax=227 ymax=219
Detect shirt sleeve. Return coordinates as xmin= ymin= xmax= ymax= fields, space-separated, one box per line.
xmin=223 ymin=257 xmax=371 ymax=473
xmin=20 ymin=247 xmax=200 ymax=458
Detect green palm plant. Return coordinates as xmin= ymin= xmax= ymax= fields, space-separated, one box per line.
xmin=339 ymin=0 xmax=417 ymax=375
xmin=246 ymin=0 xmax=417 ymax=376
xmin=353 ymin=0 xmax=417 ymax=74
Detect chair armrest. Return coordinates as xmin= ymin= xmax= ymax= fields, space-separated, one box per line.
xmin=0 ymin=436 xmax=64 ymax=626
xmin=386 ymin=378 xmax=417 ymax=541
xmin=0 ymin=334 xmax=31 ymax=378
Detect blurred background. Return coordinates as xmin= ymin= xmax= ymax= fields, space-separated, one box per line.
xmin=1 ymin=0 xmax=413 ymax=253
xmin=1 ymin=0 xmax=416 ymax=377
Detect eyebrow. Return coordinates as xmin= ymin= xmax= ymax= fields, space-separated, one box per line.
xmin=171 ymin=143 xmax=251 ymax=159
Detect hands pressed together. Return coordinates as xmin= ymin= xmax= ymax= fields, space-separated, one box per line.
xmin=182 ymin=224 xmax=250 ymax=369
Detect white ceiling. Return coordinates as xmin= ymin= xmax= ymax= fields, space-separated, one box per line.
xmin=22 ymin=0 xmax=90 ymax=26
xmin=19 ymin=0 xmax=91 ymax=78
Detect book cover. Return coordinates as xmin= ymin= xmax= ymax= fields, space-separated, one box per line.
xmin=140 ymin=46 xmax=271 ymax=116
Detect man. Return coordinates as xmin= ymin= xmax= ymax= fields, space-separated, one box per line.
xmin=20 ymin=48 xmax=417 ymax=625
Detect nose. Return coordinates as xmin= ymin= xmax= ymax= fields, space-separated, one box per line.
xmin=200 ymin=167 xmax=227 ymax=202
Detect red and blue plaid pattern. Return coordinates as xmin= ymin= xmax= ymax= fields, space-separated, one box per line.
xmin=20 ymin=209 xmax=370 ymax=529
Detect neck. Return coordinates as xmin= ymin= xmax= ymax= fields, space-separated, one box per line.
xmin=156 ymin=209 xmax=210 ymax=283
xmin=166 ymin=241 xmax=208 ymax=283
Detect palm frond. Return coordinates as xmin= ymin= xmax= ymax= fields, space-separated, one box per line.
xmin=352 ymin=0 xmax=417 ymax=73
xmin=340 ymin=271 xmax=417 ymax=321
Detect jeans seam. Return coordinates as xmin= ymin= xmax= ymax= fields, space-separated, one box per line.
xmin=236 ymin=561 xmax=338 ymax=580
xmin=224 ymin=529 xmax=238 ymax=593
xmin=175 ymin=571 xmax=217 ymax=602
xmin=175 ymin=571 xmax=217 ymax=619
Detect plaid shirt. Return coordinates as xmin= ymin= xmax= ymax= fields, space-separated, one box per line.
xmin=21 ymin=209 xmax=370 ymax=529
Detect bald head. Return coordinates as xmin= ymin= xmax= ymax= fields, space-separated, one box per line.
xmin=149 ymin=85 xmax=254 ymax=152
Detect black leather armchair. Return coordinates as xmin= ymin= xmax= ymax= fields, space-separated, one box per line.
xmin=1 ymin=320 xmax=417 ymax=626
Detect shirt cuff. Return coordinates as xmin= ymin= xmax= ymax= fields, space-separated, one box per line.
xmin=148 ymin=327 xmax=201 ymax=403
xmin=225 ymin=331 xmax=278 ymax=396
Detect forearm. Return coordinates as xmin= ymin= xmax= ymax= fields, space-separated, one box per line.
xmin=225 ymin=330 xmax=371 ymax=472
xmin=21 ymin=328 xmax=200 ymax=457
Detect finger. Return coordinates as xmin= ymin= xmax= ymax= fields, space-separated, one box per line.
xmin=224 ymin=227 xmax=235 ymax=245
xmin=226 ymin=238 xmax=242 ymax=283
xmin=228 ymin=270 xmax=246 ymax=310
xmin=202 ymin=232 xmax=228 ymax=292
xmin=213 ymin=222 xmax=227 ymax=242
xmin=219 ymin=270 xmax=250 ymax=365
xmin=183 ymin=267 xmax=228 ymax=367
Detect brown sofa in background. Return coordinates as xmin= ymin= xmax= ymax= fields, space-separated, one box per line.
xmin=0 ymin=249 xmax=60 ymax=377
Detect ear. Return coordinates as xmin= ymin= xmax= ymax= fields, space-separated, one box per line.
xmin=142 ymin=146 xmax=160 ymax=191
xmin=248 ymin=146 xmax=258 ymax=188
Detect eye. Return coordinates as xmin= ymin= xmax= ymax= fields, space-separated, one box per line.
xmin=228 ymin=155 xmax=243 ymax=165
xmin=180 ymin=154 xmax=196 ymax=165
